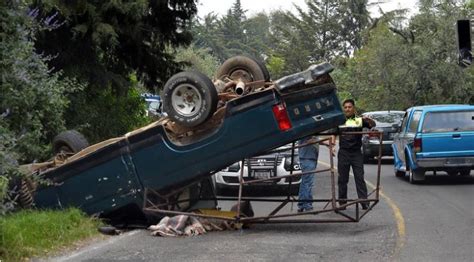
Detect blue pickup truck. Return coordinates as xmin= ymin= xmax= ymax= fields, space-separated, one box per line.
xmin=392 ymin=105 xmax=474 ymax=183
xmin=22 ymin=61 xmax=345 ymax=221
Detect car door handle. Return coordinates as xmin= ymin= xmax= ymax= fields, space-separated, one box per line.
xmin=313 ymin=115 xmax=323 ymax=121
xmin=452 ymin=134 xmax=461 ymax=138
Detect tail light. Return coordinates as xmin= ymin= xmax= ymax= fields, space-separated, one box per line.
xmin=272 ymin=103 xmax=292 ymax=131
xmin=368 ymin=132 xmax=379 ymax=141
xmin=414 ymin=137 xmax=422 ymax=153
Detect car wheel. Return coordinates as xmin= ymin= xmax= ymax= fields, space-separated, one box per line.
xmin=215 ymin=55 xmax=269 ymax=85
xmin=363 ymin=155 xmax=372 ymax=163
xmin=447 ymin=171 xmax=459 ymax=176
xmin=409 ymin=168 xmax=424 ymax=184
xmin=459 ymin=169 xmax=471 ymax=176
xmin=52 ymin=130 xmax=89 ymax=155
xmin=251 ymin=57 xmax=271 ymax=82
xmin=395 ymin=169 xmax=405 ymax=177
xmin=290 ymin=184 xmax=300 ymax=196
xmin=162 ymin=71 xmax=218 ymax=127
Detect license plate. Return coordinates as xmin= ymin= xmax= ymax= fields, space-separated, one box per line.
xmin=253 ymin=171 xmax=272 ymax=179
xmin=446 ymin=159 xmax=468 ymax=165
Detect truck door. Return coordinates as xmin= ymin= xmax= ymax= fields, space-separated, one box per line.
xmin=396 ymin=110 xmax=422 ymax=167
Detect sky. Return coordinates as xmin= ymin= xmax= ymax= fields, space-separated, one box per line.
xmin=197 ymin=0 xmax=418 ymax=18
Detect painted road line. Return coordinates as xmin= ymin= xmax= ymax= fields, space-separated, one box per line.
xmin=318 ymin=160 xmax=406 ymax=258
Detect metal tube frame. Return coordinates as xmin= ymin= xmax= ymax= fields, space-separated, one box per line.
xmin=143 ymin=131 xmax=383 ymax=224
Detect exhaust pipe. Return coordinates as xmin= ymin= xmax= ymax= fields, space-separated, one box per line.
xmin=235 ymin=80 xmax=246 ymax=95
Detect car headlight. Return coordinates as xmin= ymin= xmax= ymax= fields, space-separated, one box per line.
xmin=227 ymin=162 xmax=240 ymax=172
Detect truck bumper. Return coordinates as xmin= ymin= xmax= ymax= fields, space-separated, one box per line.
xmin=417 ymin=156 xmax=474 ymax=168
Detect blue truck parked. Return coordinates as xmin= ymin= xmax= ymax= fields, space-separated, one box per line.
xmin=17 ymin=58 xmax=345 ymax=222
xmin=392 ymin=105 xmax=474 ymax=183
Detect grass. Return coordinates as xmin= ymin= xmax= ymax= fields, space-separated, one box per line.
xmin=0 ymin=208 xmax=103 ymax=261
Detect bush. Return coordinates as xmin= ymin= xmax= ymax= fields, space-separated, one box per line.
xmin=0 ymin=2 xmax=83 ymax=214
xmin=0 ymin=208 xmax=102 ymax=261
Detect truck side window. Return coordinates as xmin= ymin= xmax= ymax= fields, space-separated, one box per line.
xmin=408 ymin=111 xmax=422 ymax=133
xmin=400 ymin=112 xmax=409 ymax=132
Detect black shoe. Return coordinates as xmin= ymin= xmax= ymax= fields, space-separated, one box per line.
xmin=297 ymin=207 xmax=313 ymax=213
xmin=361 ymin=203 xmax=369 ymax=210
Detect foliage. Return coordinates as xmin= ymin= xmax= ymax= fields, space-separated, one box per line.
xmin=172 ymin=44 xmax=220 ymax=79
xmin=66 ymin=86 xmax=149 ymax=143
xmin=0 ymin=1 xmax=83 ymax=164
xmin=333 ymin=0 xmax=473 ymax=111
xmin=0 ymin=208 xmax=102 ymax=261
xmin=30 ymin=0 xmax=198 ymax=142
xmin=193 ymin=0 xmax=271 ymax=63
xmin=32 ymin=0 xmax=196 ymax=90
xmin=266 ymin=55 xmax=286 ymax=79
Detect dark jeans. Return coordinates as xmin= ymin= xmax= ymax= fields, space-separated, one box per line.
xmin=337 ymin=148 xmax=368 ymax=202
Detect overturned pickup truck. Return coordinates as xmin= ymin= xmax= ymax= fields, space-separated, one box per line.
xmin=17 ymin=56 xmax=345 ymax=222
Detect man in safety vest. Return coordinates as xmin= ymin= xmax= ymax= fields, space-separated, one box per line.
xmin=337 ymin=99 xmax=375 ymax=210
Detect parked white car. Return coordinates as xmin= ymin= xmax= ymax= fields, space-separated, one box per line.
xmin=214 ymin=145 xmax=301 ymax=195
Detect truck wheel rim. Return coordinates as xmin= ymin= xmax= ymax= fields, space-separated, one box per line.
xmin=230 ymin=68 xmax=253 ymax=82
xmin=171 ymin=84 xmax=202 ymax=116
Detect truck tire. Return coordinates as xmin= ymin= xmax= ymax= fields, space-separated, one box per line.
xmin=409 ymin=168 xmax=424 ymax=184
xmin=52 ymin=130 xmax=89 ymax=155
xmin=395 ymin=169 xmax=405 ymax=177
xmin=447 ymin=171 xmax=458 ymax=176
xmin=251 ymin=57 xmax=271 ymax=82
xmin=162 ymin=71 xmax=218 ymax=127
xmin=215 ymin=55 xmax=270 ymax=84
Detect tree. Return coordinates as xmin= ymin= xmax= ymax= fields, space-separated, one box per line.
xmin=338 ymin=0 xmax=371 ymax=54
xmin=172 ymin=44 xmax=219 ymax=78
xmin=30 ymin=0 xmax=198 ymax=142
xmin=192 ymin=13 xmax=229 ymax=62
xmin=268 ymin=0 xmax=372 ymax=76
xmin=333 ymin=0 xmax=473 ymax=111
xmin=192 ymin=0 xmax=273 ymax=63
xmin=1 ymin=1 xmax=83 ymax=163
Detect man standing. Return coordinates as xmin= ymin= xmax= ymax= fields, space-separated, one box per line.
xmin=337 ymin=99 xmax=375 ymax=210
xmin=296 ymin=135 xmax=335 ymax=213
xmin=296 ymin=135 xmax=319 ymax=212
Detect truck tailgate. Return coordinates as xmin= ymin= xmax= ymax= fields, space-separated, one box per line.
xmin=419 ymin=132 xmax=474 ymax=158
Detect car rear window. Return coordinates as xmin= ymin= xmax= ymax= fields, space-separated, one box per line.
xmin=422 ymin=110 xmax=474 ymax=133
xmin=365 ymin=113 xmax=404 ymax=124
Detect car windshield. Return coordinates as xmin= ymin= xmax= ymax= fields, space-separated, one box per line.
xmin=364 ymin=112 xmax=404 ymax=124
xmin=422 ymin=110 xmax=474 ymax=132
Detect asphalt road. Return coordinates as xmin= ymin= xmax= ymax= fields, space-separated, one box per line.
xmin=47 ymin=146 xmax=474 ymax=262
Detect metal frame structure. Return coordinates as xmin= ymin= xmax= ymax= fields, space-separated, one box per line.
xmin=143 ymin=131 xmax=383 ymax=224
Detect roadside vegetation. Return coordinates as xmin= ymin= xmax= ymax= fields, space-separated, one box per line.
xmin=0 ymin=0 xmax=472 ymax=260
xmin=0 ymin=208 xmax=103 ymax=261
